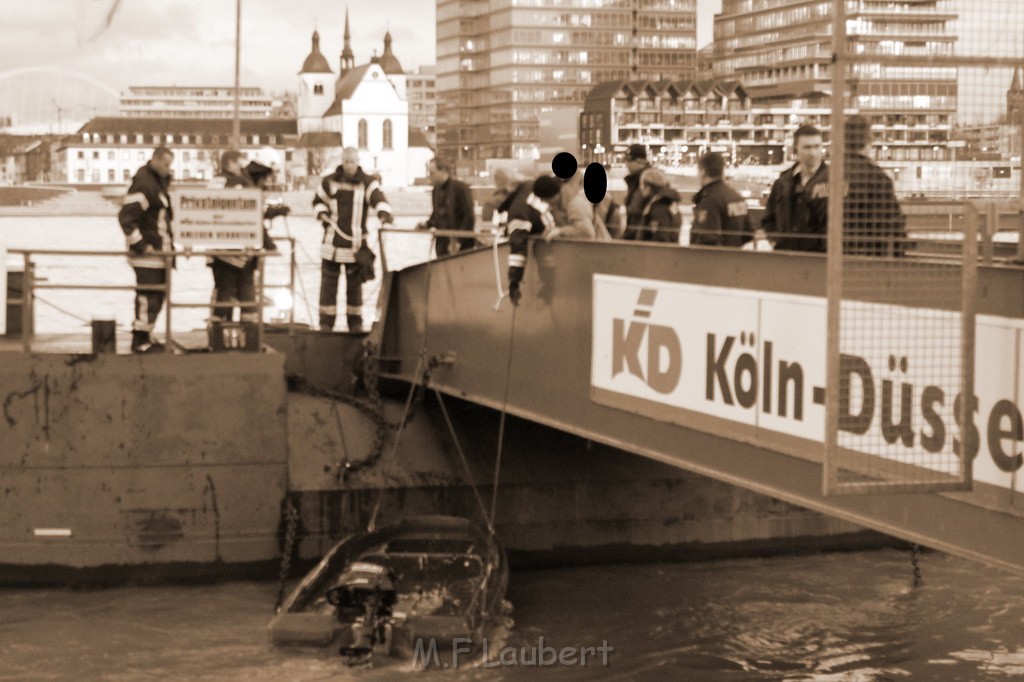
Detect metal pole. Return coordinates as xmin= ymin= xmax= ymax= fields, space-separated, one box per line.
xmin=232 ymin=0 xmax=242 ymax=150
xmin=288 ymin=238 xmax=296 ymax=326
xmin=164 ymin=254 xmax=173 ymax=354
xmin=257 ymin=252 xmax=265 ymax=351
xmin=823 ymin=0 xmax=847 ymax=495
xmin=21 ymin=252 xmax=31 ymax=354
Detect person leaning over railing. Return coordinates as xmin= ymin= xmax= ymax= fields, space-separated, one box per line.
xmin=690 ymin=152 xmax=754 ymax=248
xmin=499 ymin=174 xmax=561 ymax=305
xmin=118 ymin=146 xmax=174 ymax=354
xmin=760 ymin=124 xmax=829 ymax=253
xmin=546 ymin=170 xmax=612 ymax=241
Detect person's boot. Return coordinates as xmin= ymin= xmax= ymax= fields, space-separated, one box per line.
xmin=347 ymin=315 xmax=364 ymax=333
xmin=319 ymin=315 xmax=336 ymax=332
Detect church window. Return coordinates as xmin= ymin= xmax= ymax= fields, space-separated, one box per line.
xmin=358 ymin=119 xmax=368 ymax=149
xmin=383 ymin=119 xmax=393 ymax=149
xmin=314 ymin=82 xmax=324 ymax=95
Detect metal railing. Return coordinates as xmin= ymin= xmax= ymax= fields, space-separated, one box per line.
xmin=6 ymin=239 xmax=299 ymax=354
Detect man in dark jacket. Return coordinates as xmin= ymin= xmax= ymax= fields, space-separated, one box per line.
xmin=313 ymin=147 xmax=394 ymax=332
xmin=118 ymin=146 xmax=174 ymax=353
xmin=690 ymin=152 xmax=753 ymax=247
xmin=499 ymin=175 xmax=560 ymax=305
xmin=622 ymin=143 xmax=655 ymax=239
xmin=843 ymin=115 xmax=907 ymax=257
xmin=761 ymin=124 xmax=829 ymax=252
xmin=635 ymin=169 xmax=682 ymax=243
xmin=419 ymin=157 xmax=475 ymax=256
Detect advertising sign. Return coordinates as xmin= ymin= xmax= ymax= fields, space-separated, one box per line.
xmin=171 ymin=188 xmax=262 ymax=249
xmin=591 ymin=274 xmax=1023 ymax=492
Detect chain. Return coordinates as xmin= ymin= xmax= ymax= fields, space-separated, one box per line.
xmin=911 ymin=543 xmax=923 ymax=588
xmin=275 ymin=495 xmax=300 ymax=612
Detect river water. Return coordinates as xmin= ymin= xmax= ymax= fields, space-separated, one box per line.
xmin=3 ymin=549 xmax=1024 ymax=680
xmin=4 ymin=216 xmax=1024 ymax=679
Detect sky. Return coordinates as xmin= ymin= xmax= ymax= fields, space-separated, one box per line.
xmin=0 ymin=0 xmax=721 ymax=127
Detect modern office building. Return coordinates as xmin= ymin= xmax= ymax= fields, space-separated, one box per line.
xmin=436 ymin=0 xmax=697 ymax=174
xmin=119 ymin=85 xmax=287 ymax=119
xmin=713 ymin=0 xmax=958 ymax=128
xmin=407 ymin=66 xmax=438 ymax=147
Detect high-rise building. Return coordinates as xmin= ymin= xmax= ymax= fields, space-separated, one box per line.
xmin=436 ymin=0 xmax=697 ymax=174
xmin=713 ymin=0 xmax=958 ymax=128
xmin=408 ymin=66 xmax=438 ymax=147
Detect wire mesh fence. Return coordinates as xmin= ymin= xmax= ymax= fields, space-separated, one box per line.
xmin=821 ymin=0 xmax=1024 ymax=494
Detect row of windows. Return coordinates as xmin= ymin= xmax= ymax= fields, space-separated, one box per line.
xmin=76 ymin=149 xmax=210 ymax=162
xmin=79 ymin=132 xmax=282 ymax=145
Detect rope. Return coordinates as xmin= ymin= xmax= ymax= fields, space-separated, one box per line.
xmin=490 ymin=303 xmax=519 ymax=526
xmin=491 ymin=228 xmax=507 ymax=310
xmin=274 ymin=495 xmax=300 ymax=612
xmin=366 ymin=353 xmax=426 ymax=532
xmin=433 ymin=388 xmax=496 ymax=536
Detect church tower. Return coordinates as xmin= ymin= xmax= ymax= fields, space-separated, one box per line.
xmin=1008 ymin=66 xmax=1024 ymax=125
xmin=297 ymin=30 xmax=335 ymax=133
xmin=339 ymin=7 xmax=356 ymax=78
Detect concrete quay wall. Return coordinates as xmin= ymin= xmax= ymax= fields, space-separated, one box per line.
xmin=0 ymin=350 xmax=288 ymax=583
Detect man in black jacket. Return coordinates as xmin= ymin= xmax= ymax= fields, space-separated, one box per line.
xmin=843 ymin=115 xmax=907 ymax=257
xmin=690 ymin=153 xmax=752 ymax=247
xmin=761 ymin=124 xmax=829 ymax=252
xmin=622 ymin=143 xmax=655 ymax=239
xmin=118 ymin=146 xmax=174 ymax=353
xmin=419 ymin=157 xmax=476 ymax=256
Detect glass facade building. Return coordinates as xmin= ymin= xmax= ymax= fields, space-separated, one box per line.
xmin=713 ymin=1 xmax=958 ymax=129
xmin=436 ymin=0 xmax=697 ymax=173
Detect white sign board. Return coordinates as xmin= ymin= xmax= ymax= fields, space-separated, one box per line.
xmin=171 ymin=188 xmax=262 ymax=249
xmin=591 ymin=274 xmax=1024 ymax=493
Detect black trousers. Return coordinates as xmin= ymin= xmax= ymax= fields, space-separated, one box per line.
xmin=319 ymin=260 xmax=363 ymax=330
xmin=211 ymin=259 xmax=257 ymax=322
xmin=132 ymin=267 xmax=166 ymax=334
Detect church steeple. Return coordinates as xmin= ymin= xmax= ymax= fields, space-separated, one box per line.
xmin=340 ymin=7 xmax=355 ymax=75
xmin=1008 ymin=66 xmax=1024 ymax=124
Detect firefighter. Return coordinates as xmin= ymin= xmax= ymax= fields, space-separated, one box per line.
xmin=118 ymin=146 xmax=174 ymax=354
xmin=312 ymin=147 xmax=394 ymax=332
xmin=498 ymin=174 xmax=561 ymax=305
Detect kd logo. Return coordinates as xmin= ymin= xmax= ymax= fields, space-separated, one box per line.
xmin=551 ymin=152 xmax=608 ymax=204
xmin=611 ymin=289 xmax=682 ymax=395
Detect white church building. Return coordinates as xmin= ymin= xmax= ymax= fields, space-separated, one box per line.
xmin=297 ymin=12 xmax=431 ymax=187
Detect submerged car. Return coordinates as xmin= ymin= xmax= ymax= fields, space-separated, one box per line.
xmin=268 ymin=515 xmax=509 ymax=667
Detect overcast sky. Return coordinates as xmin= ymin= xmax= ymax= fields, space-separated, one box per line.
xmin=2 ymin=0 xmax=722 ymax=93
xmin=0 ymin=0 xmax=720 ymax=128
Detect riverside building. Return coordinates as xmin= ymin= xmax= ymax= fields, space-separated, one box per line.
xmin=712 ymin=0 xmax=958 ymax=143
xmin=435 ymin=0 xmax=698 ymax=175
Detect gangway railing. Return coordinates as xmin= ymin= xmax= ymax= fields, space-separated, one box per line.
xmin=6 ymin=238 xmax=300 ymax=354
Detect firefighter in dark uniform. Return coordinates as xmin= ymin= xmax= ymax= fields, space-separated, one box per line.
xmin=498 ymin=174 xmax=561 ymax=305
xmin=118 ymin=146 xmax=174 ymax=354
xmin=313 ymin=147 xmax=393 ymax=332
xmin=206 ymin=150 xmax=257 ymax=323
xmin=690 ymin=152 xmax=753 ymax=247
